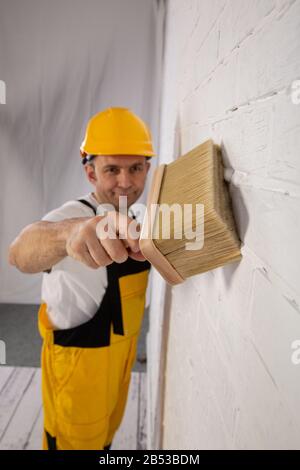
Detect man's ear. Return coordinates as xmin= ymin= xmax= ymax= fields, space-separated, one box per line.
xmin=145 ymin=160 xmax=151 ymax=173
xmin=84 ymin=164 xmax=97 ymax=184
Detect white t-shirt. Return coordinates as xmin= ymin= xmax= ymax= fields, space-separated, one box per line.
xmin=41 ymin=192 xmax=141 ymax=330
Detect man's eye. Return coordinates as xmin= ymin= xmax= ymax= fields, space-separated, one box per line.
xmin=107 ymin=168 xmax=118 ymax=174
xmin=130 ymin=165 xmax=142 ymax=173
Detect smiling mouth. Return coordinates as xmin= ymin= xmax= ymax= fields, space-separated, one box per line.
xmin=113 ymin=192 xmax=135 ymax=197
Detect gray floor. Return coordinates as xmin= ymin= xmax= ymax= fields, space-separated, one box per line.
xmin=0 ymin=303 xmax=148 ymax=372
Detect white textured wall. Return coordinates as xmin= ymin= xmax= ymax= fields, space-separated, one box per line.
xmin=148 ymin=0 xmax=300 ymax=449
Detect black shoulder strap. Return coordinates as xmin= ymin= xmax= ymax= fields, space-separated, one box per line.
xmin=77 ymin=198 xmax=97 ymax=215
xmin=77 ymin=199 xmax=137 ymax=220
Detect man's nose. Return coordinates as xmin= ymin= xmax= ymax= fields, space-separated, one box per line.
xmin=117 ymin=170 xmax=132 ymax=189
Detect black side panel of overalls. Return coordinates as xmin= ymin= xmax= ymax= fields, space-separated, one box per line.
xmin=45 ymin=430 xmax=57 ymax=450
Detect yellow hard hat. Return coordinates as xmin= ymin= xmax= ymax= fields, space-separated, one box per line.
xmin=80 ymin=107 xmax=155 ymax=163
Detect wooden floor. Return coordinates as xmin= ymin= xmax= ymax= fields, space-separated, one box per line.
xmin=0 ymin=366 xmax=147 ymax=450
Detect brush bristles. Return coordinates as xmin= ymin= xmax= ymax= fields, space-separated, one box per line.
xmin=152 ymin=139 xmax=241 ymax=279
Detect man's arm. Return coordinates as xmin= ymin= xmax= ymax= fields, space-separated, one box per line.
xmin=8 ymin=218 xmax=90 ymax=274
xmin=8 ymin=212 xmax=144 ymax=274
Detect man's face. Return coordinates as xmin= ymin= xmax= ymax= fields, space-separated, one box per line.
xmin=84 ymin=155 xmax=151 ymax=210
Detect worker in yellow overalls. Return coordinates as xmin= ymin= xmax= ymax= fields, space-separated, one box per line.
xmin=10 ymin=107 xmax=155 ymax=450
xmin=38 ymin=252 xmax=150 ymax=450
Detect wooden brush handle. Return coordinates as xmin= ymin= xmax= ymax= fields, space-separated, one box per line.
xmin=139 ymin=164 xmax=185 ymax=285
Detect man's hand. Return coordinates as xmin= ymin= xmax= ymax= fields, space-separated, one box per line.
xmin=66 ymin=211 xmax=145 ymax=269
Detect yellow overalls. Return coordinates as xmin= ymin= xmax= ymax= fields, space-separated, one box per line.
xmin=38 ymin=200 xmax=150 ymax=450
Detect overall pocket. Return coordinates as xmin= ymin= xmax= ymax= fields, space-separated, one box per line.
xmin=118 ymin=270 xmax=149 ymax=338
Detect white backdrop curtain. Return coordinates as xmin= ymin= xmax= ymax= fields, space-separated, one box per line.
xmin=0 ymin=0 xmax=165 ymax=303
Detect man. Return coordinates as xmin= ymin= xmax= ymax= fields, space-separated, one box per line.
xmin=8 ymin=107 xmax=154 ymax=450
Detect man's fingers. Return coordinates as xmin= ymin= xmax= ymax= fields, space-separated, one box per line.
xmin=101 ymin=237 xmax=129 ymax=264
xmin=78 ymin=248 xmax=101 ymax=269
xmin=96 ymin=212 xmax=141 ymax=254
xmin=117 ymin=214 xmax=141 ymax=253
xmin=86 ymin=237 xmax=113 ymax=266
xmin=128 ymin=249 xmax=146 ymax=262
